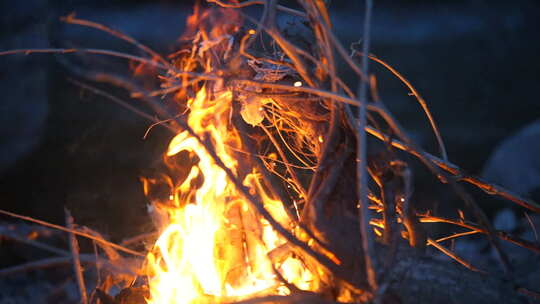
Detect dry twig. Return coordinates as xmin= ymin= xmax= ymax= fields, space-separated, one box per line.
xmin=427 ymin=238 xmax=485 ymax=273
xmin=420 ymin=215 xmax=540 ymax=254
xmin=0 ymin=209 xmax=144 ymax=257
xmin=365 ymin=126 xmax=540 ymax=213
xmin=65 ymin=208 xmax=88 ymax=304
xmin=0 ymin=254 xmax=135 ymax=277
xmin=355 ymin=0 xmax=378 ymax=292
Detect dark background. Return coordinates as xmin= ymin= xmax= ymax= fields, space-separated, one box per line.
xmin=1 ymin=0 xmax=539 ymax=242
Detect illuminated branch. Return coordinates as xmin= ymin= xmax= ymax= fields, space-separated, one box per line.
xmin=65 ymin=209 xmax=88 ymax=304
xmin=427 ymin=238 xmax=485 ymax=273
xmin=420 ymin=215 xmax=540 ymax=254
xmin=61 ymin=14 xmax=172 ymax=69
xmin=0 ymin=209 xmax=144 ymax=257
xmin=355 ymin=0 xmax=378 ymax=292
xmin=355 ymin=53 xmax=448 ymax=162
xmin=365 ymin=126 xmax=540 ymax=214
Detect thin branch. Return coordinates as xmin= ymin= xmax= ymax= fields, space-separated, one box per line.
xmin=427 ymin=238 xmax=486 ymax=273
xmin=324 ymin=21 xmax=366 ymax=82
xmin=356 ymin=53 xmax=448 ymax=161
xmin=435 ymin=230 xmax=479 ymax=243
xmin=69 ymin=79 xmax=177 ymax=134
xmin=0 ymin=227 xmax=69 ymax=256
xmin=0 ymin=48 xmax=167 ymax=69
xmin=65 ymin=68 xmax=182 ymax=131
xmin=0 ymin=209 xmax=144 ymax=257
xmin=61 ymin=14 xmax=171 ymax=68
xmin=60 ymin=13 xmax=172 ymax=68
xmin=365 ymin=126 xmax=540 ymax=214
xmin=233 ymin=79 xmax=365 ymax=107
xmin=0 ymin=48 xmax=221 ymax=83
xmin=260 ymin=124 xmax=307 ymax=199
xmin=65 ymin=208 xmax=88 ymax=304
xmin=517 ymin=287 xmax=540 ymax=301
xmin=524 ymin=212 xmax=539 ymax=242
xmin=366 ymin=100 xmax=512 ymax=273
xmin=420 ymin=215 xmax=540 ymax=254
xmin=121 ymin=232 xmax=158 ymax=246
xmin=0 ymin=254 xmax=135 ymax=277
xmin=356 ymin=0 xmax=378 ymax=291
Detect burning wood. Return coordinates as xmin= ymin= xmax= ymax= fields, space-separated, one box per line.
xmin=1 ymin=1 xmax=540 ymax=304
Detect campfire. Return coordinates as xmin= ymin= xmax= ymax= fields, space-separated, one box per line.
xmin=141 ymin=7 xmax=328 ymax=302
xmin=1 ymin=1 xmax=540 ymax=303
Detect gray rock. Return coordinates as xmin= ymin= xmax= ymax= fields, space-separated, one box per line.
xmin=493 ymin=208 xmax=517 ymax=231
xmin=482 ymin=120 xmax=540 ymax=196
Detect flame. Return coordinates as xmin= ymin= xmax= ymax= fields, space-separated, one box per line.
xmin=140 ymin=6 xmax=318 ymax=303
xmin=144 ymin=85 xmax=313 ymax=303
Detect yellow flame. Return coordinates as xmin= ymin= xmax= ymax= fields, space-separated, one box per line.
xmin=145 ymin=87 xmax=313 ymax=304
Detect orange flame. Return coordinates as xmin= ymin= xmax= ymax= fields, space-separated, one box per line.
xmin=144 ymin=85 xmax=313 ymax=303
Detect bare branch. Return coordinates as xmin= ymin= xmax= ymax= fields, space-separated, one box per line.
xmin=420 ymin=215 xmax=540 ymax=254
xmin=427 ymin=238 xmax=486 ymax=273
xmin=355 ymin=53 xmax=448 ymax=161
xmin=0 ymin=255 xmax=136 ymax=277
xmin=365 ymin=126 xmax=540 ymax=214
xmin=356 ymin=0 xmax=378 ymax=292
xmin=0 ymin=209 xmax=144 ymax=257
xmin=65 ymin=208 xmax=88 ymax=304
xmin=61 ymin=14 xmax=171 ymax=68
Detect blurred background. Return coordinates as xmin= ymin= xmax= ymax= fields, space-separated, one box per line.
xmin=1 ymin=0 xmax=539 ymax=271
